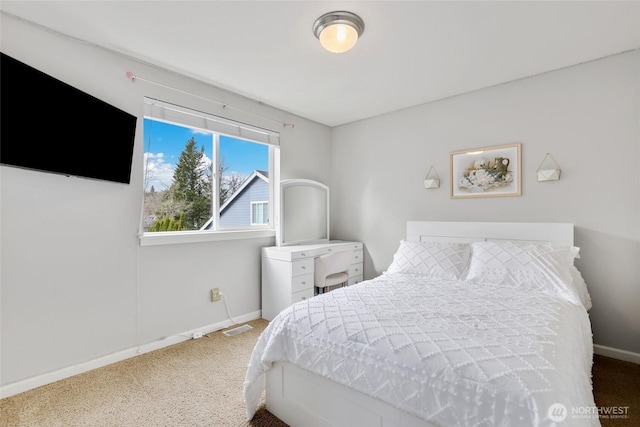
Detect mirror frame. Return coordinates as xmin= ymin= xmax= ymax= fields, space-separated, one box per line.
xmin=277 ymin=179 xmax=330 ymax=246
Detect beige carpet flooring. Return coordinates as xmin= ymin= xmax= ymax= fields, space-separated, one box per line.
xmin=1 ymin=317 xmax=639 ymax=427
xmin=0 ymin=319 xmax=285 ymax=427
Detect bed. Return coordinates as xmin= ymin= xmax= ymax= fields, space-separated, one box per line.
xmin=244 ymin=221 xmax=598 ymax=427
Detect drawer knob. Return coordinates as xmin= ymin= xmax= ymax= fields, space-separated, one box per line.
xmin=301 ymin=281 xmax=306 ymax=285
xmin=302 ymin=266 xmax=306 ymax=270
xmin=301 ymin=252 xmax=306 ymax=256
xmin=301 ymin=297 xmax=307 ymax=300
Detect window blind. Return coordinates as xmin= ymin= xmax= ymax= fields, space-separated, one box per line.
xmin=143 ymin=97 xmax=280 ymax=146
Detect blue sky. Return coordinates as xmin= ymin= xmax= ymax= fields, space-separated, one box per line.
xmin=143 ymin=119 xmax=268 ymax=191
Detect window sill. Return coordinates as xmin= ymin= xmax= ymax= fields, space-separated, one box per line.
xmin=139 ymin=229 xmax=276 ymax=246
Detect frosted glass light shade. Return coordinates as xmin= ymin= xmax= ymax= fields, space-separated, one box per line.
xmin=313 ymin=11 xmax=364 ymax=54
xmin=319 ymin=24 xmax=359 ymax=53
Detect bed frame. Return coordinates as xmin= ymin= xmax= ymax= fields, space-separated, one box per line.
xmin=264 ymin=221 xmax=574 ymax=427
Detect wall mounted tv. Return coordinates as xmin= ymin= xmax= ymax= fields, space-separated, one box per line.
xmin=0 ymin=52 xmax=137 ymax=184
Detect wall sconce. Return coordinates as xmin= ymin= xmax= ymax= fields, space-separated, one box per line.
xmin=536 ymin=153 xmax=561 ymax=182
xmin=424 ymin=166 xmax=440 ymax=189
xmin=313 ymin=11 xmax=365 ymax=53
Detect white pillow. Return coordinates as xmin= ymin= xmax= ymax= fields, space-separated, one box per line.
xmin=465 ymin=240 xmax=582 ymax=304
xmin=570 ymin=265 xmax=592 ymax=310
xmin=386 ymin=240 xmax=471 ymax=280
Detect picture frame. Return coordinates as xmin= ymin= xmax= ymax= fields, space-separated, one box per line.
xmin=450 ymin=143 xmax=521 ymax=198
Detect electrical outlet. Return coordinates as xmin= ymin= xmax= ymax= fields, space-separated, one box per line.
xmin=211 ymin=288 xmax=221 ymax=302
xmin=193 ymin=331 xmax=203 ymax=339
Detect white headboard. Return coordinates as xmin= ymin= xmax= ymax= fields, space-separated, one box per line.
xmin=406 ymin=221 xmax=574 ymax=246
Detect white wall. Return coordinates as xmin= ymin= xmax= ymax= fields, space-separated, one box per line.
xmin=331 ymin=50 xmax=640 ymax=355
xmin=0 ymin=14 xmax=331 ymax=391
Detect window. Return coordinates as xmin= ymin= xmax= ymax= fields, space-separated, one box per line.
xmin=251 ymin=201 xmax=269 ymax=225
xmin=141 ymin=98 xmax=279 ymax=244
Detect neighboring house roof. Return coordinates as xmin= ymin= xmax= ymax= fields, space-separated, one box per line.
xmin=220 ymin=170 xmax=268 ymax=213
xmin=200 ymin=170 xmax=269 ymax=230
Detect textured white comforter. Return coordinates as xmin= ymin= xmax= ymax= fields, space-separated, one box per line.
xmin=244 ymin=274 xmax=599 ymax=426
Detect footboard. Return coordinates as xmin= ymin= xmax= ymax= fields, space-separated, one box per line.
xmin=265 ymin=361 xmax=436 ymax=427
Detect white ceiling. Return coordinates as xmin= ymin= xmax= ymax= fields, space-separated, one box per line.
xmin=2 ymin=1 xmax=639 ymax=127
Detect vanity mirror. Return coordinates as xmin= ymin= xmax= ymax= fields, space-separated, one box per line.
xmin=278 ymin=179 xmax=329 ymax=246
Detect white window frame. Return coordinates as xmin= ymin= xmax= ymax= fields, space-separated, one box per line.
xmin=139 ymin=98 xmax=280 ymax=246
xmin=250 ymin=201 xmax=269 ymax=225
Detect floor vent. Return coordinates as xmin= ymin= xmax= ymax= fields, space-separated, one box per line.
xmin=222 ymin=324 xmax=253 ymax=337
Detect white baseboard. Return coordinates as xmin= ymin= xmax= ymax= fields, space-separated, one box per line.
xmin=0 ymin=310 xmax=262 ymax=399
xmin=594 ymin=344 xmax=640 ymax=364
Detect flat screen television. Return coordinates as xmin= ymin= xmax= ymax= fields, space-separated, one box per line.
xmin=0 ymin=52 xmax=137 ymax=184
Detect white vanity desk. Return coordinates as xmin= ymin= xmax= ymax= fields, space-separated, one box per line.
xmin=261 ymin=241 xmax=363 ymax=321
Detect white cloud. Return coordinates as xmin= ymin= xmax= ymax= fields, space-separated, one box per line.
xmin=143 ymin=152 xmax=174 ymax=191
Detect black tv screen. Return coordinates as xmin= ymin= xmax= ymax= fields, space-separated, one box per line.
xmin=0 ymin=52 xmax=137 ymax=184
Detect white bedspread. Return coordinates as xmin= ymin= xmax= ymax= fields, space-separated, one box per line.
xmin=244 ymin=274 xmax=599 ymax=426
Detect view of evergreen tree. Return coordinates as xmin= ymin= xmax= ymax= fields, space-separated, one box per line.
xmin=158 ymin=137 xmax=212 ymax=230
xmin=145 ymin=137 xmax=253 ymax=232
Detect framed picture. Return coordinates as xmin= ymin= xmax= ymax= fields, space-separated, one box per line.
xmin=450 ymin=143 xmax=521 ymax=198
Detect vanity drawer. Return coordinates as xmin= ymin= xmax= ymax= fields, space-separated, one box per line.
xmin=291 ymin=288 xmax=314 ymax=304
xmin=292 ymin=259 xmax=314 ymax=277
xmin=292 ymin=273 xmax=313 ymax=293
xmin=348 ymin=263 xmax=363 ymax=278
xmin=348 ymin=275 xmax=363 ymax=285
xmin=291 ymin=248 xmax=326 ymax=260
xmin=351 ymin=250 xmax=363 ymax=264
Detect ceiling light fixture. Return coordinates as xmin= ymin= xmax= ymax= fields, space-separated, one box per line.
xmin=313 ymin=11 xmax=365 ymax=53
